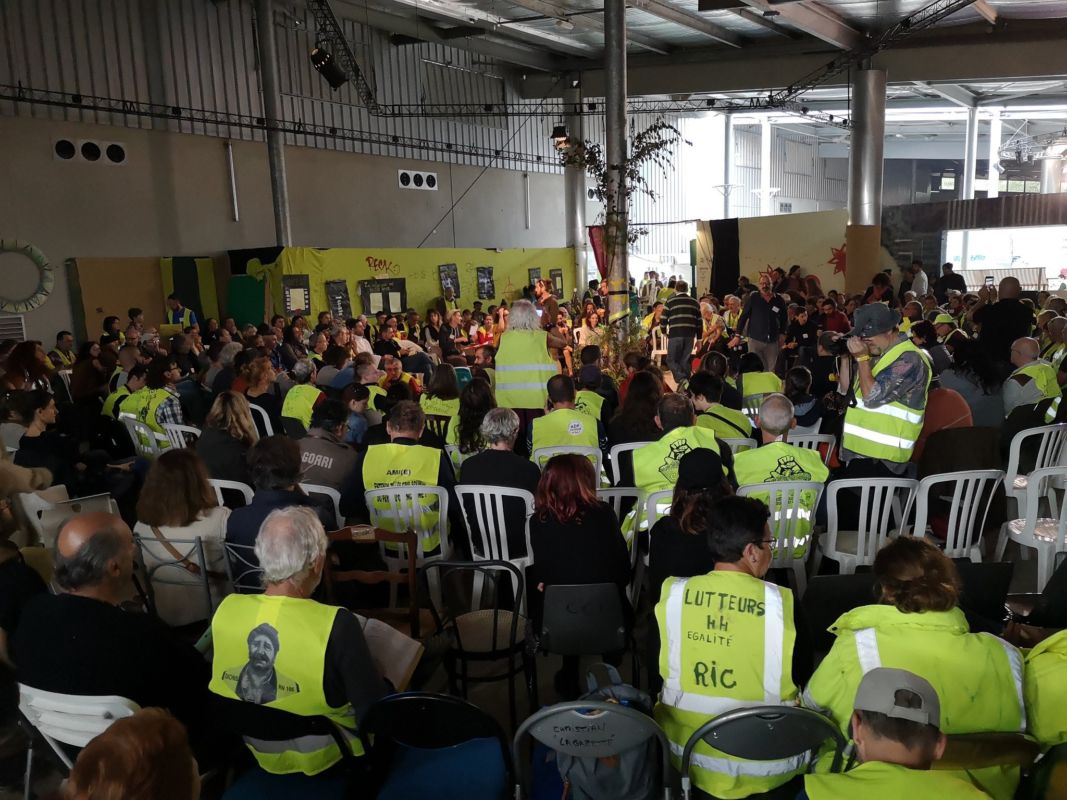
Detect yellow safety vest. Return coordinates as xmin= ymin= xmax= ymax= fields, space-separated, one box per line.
xmin=530 ymin=408 xmax=599 ymax=466
xmin=696 ymin=405 xmax=752 ymax=439
xmin=633 ymin=426 xmax=723 ymax=494
xmin=655 ymin=571 xmax=800 ymax=799
xmin=361 ymin=442 xmax=442 ymax=552
xmin=802 ymin=604 xmax=1025 ymax=800
xmin=1009 ymin=361 xmax=1060 ymax=402
xmin=1024 ymin=628 xmax=1067 ymax=747
xmin=419 ymin=394 xmax=460 ymax=418
xmin=574 ymin=390 xmax=605 ymax=421
xmin=125 ymin=387 xmax=175 ymax=446
xmin=102 ymin=386 xmax=131 ymax=419
xmin=281 ymin=384 xmax=322 ymax=429
xmin=657 ymin=287 xmax=675 ymax=303
xmin=805 ymin=761 xmax=990 ymax=799
xmin=363 ymin=384 xmax=385 ymax=412
xmin=733 ymin=442 xmax=829 ymax=556
xmin=738 ymin=372 xmax=783 ymax=397
xmin=173 ymin=307 xmax=193 ymax=328
xmin=48 ymin=348 xmax=76 ymax=369
xmin=842 ymin=338 xmax=930 ymax=463
xmin=494 ymin=330 xmax=558 ymax=410
xmin=209 ymin=594 xmax=363 ymax=775
xmin=1045 ymin=395 xmax=1063 ymax=424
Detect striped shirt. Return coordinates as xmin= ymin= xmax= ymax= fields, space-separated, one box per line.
xmin=664 ymin=292 xmax=702 ymax=337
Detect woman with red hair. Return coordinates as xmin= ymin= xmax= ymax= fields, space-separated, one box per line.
xmin=531 ymin=453 xmax=630 ymax=698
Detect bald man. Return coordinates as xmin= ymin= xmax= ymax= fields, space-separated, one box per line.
xmin=12 ymin=512 xmax=213 ymax=750
xmin=1004 ymin=337 xmax=1061 ymax=417
xmin=971 ymin=276 xmax=1035 ymax=373
xmin=733 ymin=394 xmax=829 ymax=487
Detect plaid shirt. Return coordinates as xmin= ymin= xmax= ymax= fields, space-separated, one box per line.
xmin=155 ymin=388 xmax=184 ymax=427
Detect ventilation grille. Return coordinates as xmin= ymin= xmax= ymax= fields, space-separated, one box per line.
xmin=54 ymin=139 xmax=127 ymax=165
xmin=0 ymin=315 xmax=27 ymax=342
xmin=398 ymin=170 xmax=438 ymax=191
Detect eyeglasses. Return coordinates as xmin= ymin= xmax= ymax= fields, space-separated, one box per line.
xmin=758 ymin=538 xmax=775 ymax=549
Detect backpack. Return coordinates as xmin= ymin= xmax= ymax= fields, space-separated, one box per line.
xmin=554 ymin=665 xmax=661 ymax=800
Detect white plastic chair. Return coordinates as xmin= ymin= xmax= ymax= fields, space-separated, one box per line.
xmin=995 ymin=466 xmax=1067 ymax=591
xmin=19 ymin=684 xmax=139 ymax=775
xmin=531 ymin=445 xmax=603 ymax=481
xmin=788 ymin=433 xmax=836 ymax=466
xmin=909 ymin=469 xmax=1005 ymax=562
xmin=119 ymin=414 xmax=167 ymax=459
xmin=721 ymin=437 xmax=757 ymax=456
xmin=738 ymin=481 xmax=825 ymax=596
xmin=208 ymin=479 xmax=254 ymax=509
xmin=163 ymin=423 xmax=201 ymax=449
xmin=608 ymin=441 xmax=647 ymax=487
xmin=455 ymin=485 xmax=534 ymax=609
xmin=599 ymin=487 xmax=643 ymax=603
xmin=650 ymin=327 xmax=668 ymax=366
xmin=248 ymin=403 xmax=275 ymax=437
xmin=1003 ymin=424 xmax=1067 ymax=517
xmin=643 ymin=489 xmax=674 ymax=543
xmin=17 ymin=490 xmax=116 ymax=549
xmin=444 ymin=444 xmax=479 ymax=478
xmin=300 ymin=483 xmax=343 ymax=528
xmin=813 ymin=478 xmax=918 ymax=576
xmin=741 ymin=394 xmax=765 ymax=425
xmin=15 ymin=486 xmax=69 ymax=546
xmin=365 ymin=486 xmax=451 ymax=606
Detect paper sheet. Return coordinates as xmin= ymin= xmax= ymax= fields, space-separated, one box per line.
xmin=389 ymin=291 xmax=401 ymax=311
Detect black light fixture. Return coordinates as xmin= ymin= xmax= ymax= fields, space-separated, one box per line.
xmin=311 ymin=47 xmax=348 ymax=90
xmin=551 ymin=124 xmax=568 ymax=148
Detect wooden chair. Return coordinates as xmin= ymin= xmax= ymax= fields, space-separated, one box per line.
xmin=324 ymin=527 xmax=423 ymax=639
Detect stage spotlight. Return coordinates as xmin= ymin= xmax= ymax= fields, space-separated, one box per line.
xmin=311 ymin=47 xmax=348 ymax=90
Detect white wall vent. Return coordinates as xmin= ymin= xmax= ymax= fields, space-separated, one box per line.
xmin=398 ymin=170 xmax=438 ymax=191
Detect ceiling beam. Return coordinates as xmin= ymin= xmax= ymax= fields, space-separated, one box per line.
xmin=973 ymin=0 xmax=998 ymax=25
xmin=912 ymin=81 xmax=978 ymax=107
xmin=731 ymin=7 xmax=799 ymax=38
xmin=732 ymin=0 xmax=864 ymax=49
xmin=629 ymin=0 xmax=744 ymax=47
xmin=504 ymin=0 xmax=672 ymax=54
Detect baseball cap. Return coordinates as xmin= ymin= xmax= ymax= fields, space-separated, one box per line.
xmin=854 ymin=667 xmax=941 ymax=728
xmin=677 ymin=449 xmax=724 ymax=491
xmin=933 ymin=313 xmax=956 ymax=326
xmin=851 ymin=304 xmax=901 ymax=338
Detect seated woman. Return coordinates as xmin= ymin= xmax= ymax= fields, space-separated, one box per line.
xmin=530 ymin=454 xmax=630 ymax=698
xmin=134 ymin=449 xmax=230 ymax=627
xmin=445 ymin=376 xmax=495 ymax=470
xmin=419 ymin=363 xmax=461 ymax=423
xmin=195 ymin=392 xmax=258 ymax=485
xmin=736 ymin=351 xmax=782 ymax=398
xmin=803 ymin=537 xmax=1026 ymax=800
xmin=69 ymin=340 xmax=111 ymax=406
xmin=909 ymin=320 xmax=952 ymax=376
xmin=243 ymin=356 xmax=283 ymax=439
xmin=783 ymin=366 xmax=821 ymax=431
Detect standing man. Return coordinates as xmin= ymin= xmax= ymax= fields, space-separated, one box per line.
xmin=969 ymin=277 xmax=1035 ymax=376
xmin=533 ymin=279 xmax=559 ymax=331
xmin=910 ymin=260 xmax=930 ymax=298
xmin=732 ymin=274 xmax=787 ymax=376
xmin=840 ymin=305 xmax=931 ymax=480
xmin=934 ymin=262 xmax=966 ymax=304
xmin=166 ymin=293 xmax=197 ymax=328
xmin=663 ymin=280 xmax=701 ymax=384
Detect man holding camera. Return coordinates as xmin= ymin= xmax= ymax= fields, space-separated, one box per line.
xmin=839 ymin=304 xmax=931 ymax=478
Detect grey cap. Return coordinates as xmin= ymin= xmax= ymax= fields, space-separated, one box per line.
xmin=854 ymin=667 xmax=941 ymax=727
xmin=851 ymin=303 xmax=902 ymax=338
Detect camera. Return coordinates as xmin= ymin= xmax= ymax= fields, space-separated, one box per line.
xmin=819 ymin=331 xmax=852 ymax=356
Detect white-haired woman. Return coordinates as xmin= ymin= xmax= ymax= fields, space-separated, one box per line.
xmin=209 ymin=506 xmax=388 ymax=776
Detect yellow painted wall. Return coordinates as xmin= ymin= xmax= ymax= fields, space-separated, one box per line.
xmin=271 ymin=246 xmax=575 ymax=317
xmin=737 ymin=209 xmax=848 ymax=293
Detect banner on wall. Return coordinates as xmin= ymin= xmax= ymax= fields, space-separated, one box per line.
xmin=587 ymin=225 xmax=607 ymax=279
xmin=324 ymin=280 xmax=353 ymax=320
xmin=528 ymin=268 xmax=541 ymax=287
xmin=438 ymin=263 xmax=460 ymax=298
xmin=160 ymin=257 xmax=219 ymax=324
xmin=476 ymin=267 xmax=495 ymax=300
xmin=360 ymin=278 xmax=407 ymax=314
xmin=550 ymin=268 xmax=564 ymax=295
xmin=281 ymin=274 xmax=311 ymax=316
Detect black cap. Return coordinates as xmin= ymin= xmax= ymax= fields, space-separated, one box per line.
xmin=677 ymin=448 xmax=724 ymax=490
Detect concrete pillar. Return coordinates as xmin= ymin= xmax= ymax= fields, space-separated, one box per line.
xmin=987 ymin=110 xmax=1002 ymax=199
xmin=845 ymin=69 xmax=887 ymax=295
xmin=255 ymin=0 xmax=292 ymax=246
xmin=723 ymin=115 xmax=734 ymax=219
xmin=604 ymin=0 xmax=629 ymax=330
xmin=563 ymin=82 xmax=588 ymax=290
xmin=760 ymin=117 xmax=773 ymax=216
xmin=961 ymin=106 xmax=978 ymax=200
xmin=1040 ymin=157 xmax=1063 ymax=194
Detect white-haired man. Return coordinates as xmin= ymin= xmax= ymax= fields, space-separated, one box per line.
xmin=210 ymin=506 xmax=387 ymax=776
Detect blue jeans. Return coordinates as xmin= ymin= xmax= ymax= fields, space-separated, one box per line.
xmin=666 ymin=336 xmax=693 ymax=383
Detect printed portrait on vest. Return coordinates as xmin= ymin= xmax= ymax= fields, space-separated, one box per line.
xmin=220 ymin=622 xmax=301 ymax=704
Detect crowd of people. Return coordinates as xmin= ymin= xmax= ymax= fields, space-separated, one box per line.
xmin=0 ymin=267 xmax=1065 ymax=799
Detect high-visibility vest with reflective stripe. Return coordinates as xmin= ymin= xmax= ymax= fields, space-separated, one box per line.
xmin=802 ymin=604 xmax=1025 ymax=800
xmin=364 ymin=384 xmax=385 ymax=412
xmin=361 ymin=442 xmax=442 ymax=551
xmin=530 ymin=408 xmax=599 ymax=465
xmin=102 ymin=386 xmax=131 ymax=419
xmin=654 ymin=572 xmax=800 ymax=799
xmin=494 ymin=330 xmax=558 ymax=410
xmin=574 ymin=389 xmax=605 ymax=421
xmin=696 ymin=405 xmax=752 ymax=439
xmin=1010 ymin=361 xmax=1060 ymax=402
xmin=209 ymin=594 xmax=362 ymax=774
xmin=1024 ymin=628 xmax=1067 ymax=747
xmin=172 ymin=307 xmax=193 ymax=328
xmin=126 ymin=387 xmax=174 ymax=446
xmin=1045 ymin=395 xmax=1063 ymax=424
xmin=48 ymin=348 xmax=76 ymax=369
xmin=419 ymin=394 xmax=460 ymax=418
xmin=281 ymin=384 xmax=322 ymax=429
xmin=841 ymin=338 xmax=930 ymax=463
xmin=1049 ymin=344 xmax=1067 ymax=372
xmin=804 ymin=761 xmax=990 ymax=799
xmin=738 ymin=372 xmax=782 ymax=397
xmin=633 ymin=426 xmax=723 ymax=494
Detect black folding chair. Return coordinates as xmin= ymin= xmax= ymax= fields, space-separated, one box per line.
xmin=679 ymin=705 xmax=847 ymax=800
xmin=801 ymin=573 xmax=878 ymax=656
xmin=360 ymin=692 xmax=513 ymax=800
